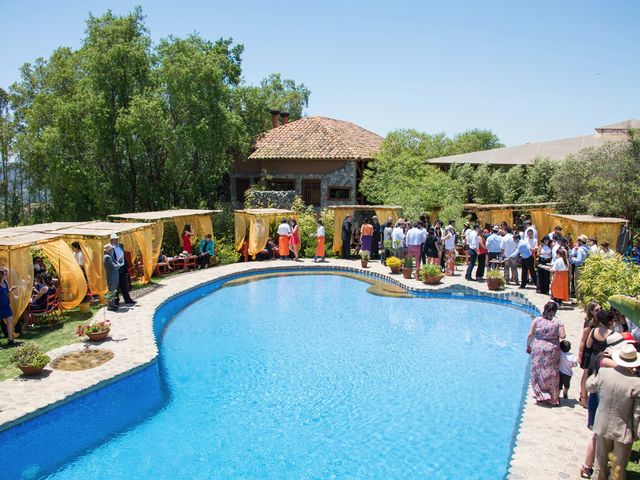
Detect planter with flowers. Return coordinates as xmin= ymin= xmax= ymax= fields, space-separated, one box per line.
xmin=77 ymin=319 xmax=111 ymax=342
xmin=402 ymin=256 xmax=414 ymax=279
xmin=420 ymin=264 xmax=444 ymax=285
xmin=487 ymin=269 xmax=505 ymax=291
xmin=10 ymin=343 xmax=50 ymax=376
xmin=386 ymin=256 xmax=402 ymax=274
xmin=360 ymin=250 xmax=370 ymax=268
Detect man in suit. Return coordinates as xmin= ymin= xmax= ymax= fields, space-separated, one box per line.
xmin=587 ymin=343 xmax=640 ymax=479
xmin=103 ymin=244 xmax=120 ymax=311
xmin=109 ymin=233 xmax=136 ymax=306
xmin=341 ymin=214 xmax=352 ymax=259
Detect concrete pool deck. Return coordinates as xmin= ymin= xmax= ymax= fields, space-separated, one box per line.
xmin=0 ymin=259 xmax=588 ymax=479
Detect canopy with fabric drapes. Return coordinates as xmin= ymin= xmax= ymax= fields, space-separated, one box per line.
xmin=465 ymin=202 xmax=560 ymax=231
xmin=530 ymin=208 xmax=556 ymax=238
xmin=0 ymin=231 xmax=87 ymax=324
xmin=234 ymin=209 xmax=296 ymax=257
xmin=329 ymin=205 xmax=403 ymax=255
xmin=109 ymin=209 xmax=218 ymax=269
xmin=547 ymin=214 xmax=628 ymax=247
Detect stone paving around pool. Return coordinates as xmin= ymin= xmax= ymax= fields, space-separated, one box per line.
xmin=0 ymin=258 xmax=588 ymax=479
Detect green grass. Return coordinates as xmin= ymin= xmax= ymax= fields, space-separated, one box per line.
xmin=0 ymin=307 xmax=99 ymax=381
xmin=627 ymin=441 xmax=640 ymax=478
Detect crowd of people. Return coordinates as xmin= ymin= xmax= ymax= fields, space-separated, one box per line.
xmin=527 ymin=301 xmax=640 ymax=479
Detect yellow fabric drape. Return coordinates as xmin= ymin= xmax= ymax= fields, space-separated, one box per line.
xmin=80 ymin=238 xmax=108 ymax=297
xmin=235 ymin=213 xmax=247 ymax=251
xmin=196 ymin=215 xmax=213 ymax=237
xmin=41 ymin=239 xmax=87 ymax=310
xmin=486 ymin=209 xmax=514 ymax=228
xmin=173 ymin=217 xmax=189 ymax=241
xmin=530 ymin=208 xmax=556 ymax=238
xmin=0 ymin=246 xmax=33 ymax=326
xmin=248 ymin=217 xmax=270 ymax=256
xmin=151 ymin=221 xmax=164 ymax=275
xmin=551 ymin=218 xmax=624 ymax=247
xmin=332 ymin=209 xmax=353 ymax=254
xmin=374 ymin=208 xmax=400 ymax=224
xmin=130 ymin=227 xmax=154 ymax=283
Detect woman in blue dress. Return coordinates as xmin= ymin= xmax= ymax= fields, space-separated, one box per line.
xmin=0 ymin=267 xmax=18 ymax=346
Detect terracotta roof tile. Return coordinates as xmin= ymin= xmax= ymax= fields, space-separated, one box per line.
xmin=249 ymin=116 xmax=383 ymax=160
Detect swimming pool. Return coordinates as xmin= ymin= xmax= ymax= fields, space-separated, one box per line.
xmin=1 ymin=272 xmax=533 ymax=479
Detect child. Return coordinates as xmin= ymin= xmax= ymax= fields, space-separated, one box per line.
xmin=559 ymin=340 xmax=577 ymax=400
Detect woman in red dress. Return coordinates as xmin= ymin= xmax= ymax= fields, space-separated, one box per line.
xmin=182 ymin=224 xmax=195 ymax=254
xmin=290 ymin=219 xmax=301 ymax=261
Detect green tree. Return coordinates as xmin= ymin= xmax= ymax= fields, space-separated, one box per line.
xmin=359 ymin=151 xmax=464 ymax=220
xmin=447 ymin=163 xmax=475 ymax=202
xmin=444 ymin=129 xmax=504 ymax=156
xmin=521 ymin=157 xmax=558 ymax=202
xmin=0 ymin=88 xmax=14 ymax=221
xmin=502 ymin=166 xmax=524 ymax=203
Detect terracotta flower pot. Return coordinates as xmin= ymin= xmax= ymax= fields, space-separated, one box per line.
xmin=79 ymin=302 xmax=91 ymax=313
xmin=361 ymin=259 xmax=368 ymax=268
xmin=87 ymin=329 xmax=110 ymax=342
xmin=18 ymin=365 xmax=45 ymax=376
xmin=390 ymin=266 xmax=401 ymax=274
xmin=487 ymin=278 xmax=503 ymax=291
xmin=402 ymin=267 xmax=413 ymax=279
xmin=423 ymin=274 xmax=443 ymax=285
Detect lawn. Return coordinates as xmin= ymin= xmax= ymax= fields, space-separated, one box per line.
xmin=0 ymin=307 xmax=98 ymax=381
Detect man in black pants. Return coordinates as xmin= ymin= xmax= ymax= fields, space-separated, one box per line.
xmin=341 ymin=214 xmax=352 ymax=259
xmin=508 ymin=233 xmax=537 ymax=289
xmin=110 ymin=234 xmax=136 ymax=306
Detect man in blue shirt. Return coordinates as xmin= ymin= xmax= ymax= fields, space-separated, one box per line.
xmin=198 ymin=234 xmax=215 ymax=269
xmin=570 ymin=234 xmax=591 ymax=298
xmin=508 ymin=233 xmax=537 ymax=289
xmin=486 ymin=225 xmax=503 ymax=269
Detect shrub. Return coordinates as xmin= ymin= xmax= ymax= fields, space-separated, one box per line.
xmin=216 ymin=239 xmax=240 ymax=265
xmin=578 ymin=254 xmax=640 ymax=308
xmin=420 ymin=264 xmax=442 ymax=279
xmin=10 ymin=343 xmax=50 ymax=368
xmin=403 ymin=256 xmax=413 ymax=268
xmin=386 ymin=256 xmax=402 ymax=269
xmin=487 ymin=268 xmax=505 ymax=287
xmin=360 ymin=250 xmax=370 ymax=260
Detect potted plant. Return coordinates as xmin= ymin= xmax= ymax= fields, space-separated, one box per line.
xmin=76 ymin=319 xmax=111 ymax=342
xmin=360 ymin=250 xmax=370 ymax=268
xmin=79 ymin=301 xmax=91 ymax=314
xmin=402 ymin=256 xmax=414 ymax=279
xmin=487 ymin=269 xmax=505 ymax=290
xmin=386 ymin=256 xmax=402 ymax=274
xmin=10 ymin=343 xmax=50 ymax=376
xmin=420 ymin=264 xmax=444 ymax=285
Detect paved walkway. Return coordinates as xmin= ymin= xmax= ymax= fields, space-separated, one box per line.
xmin=0 ymin=258 xmax=589 ymax=479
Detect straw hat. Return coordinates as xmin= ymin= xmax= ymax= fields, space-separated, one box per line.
xmin=612 ymin=343 xmax=640 ymax=368
xmin=492 ymin=225 xmax=499 ymax=232
xmin=578 ymin=234 xmax=589 ymax=243
xmin=110 ymin=233 xmax=119 ymax=240
xmin=104 ymin=244 xmax=114 ymax=252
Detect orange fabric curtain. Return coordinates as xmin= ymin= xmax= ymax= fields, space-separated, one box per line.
xmin=41 ymin=238 xmax=87 ymax=310
xmin=333 ymin=209 xmax=353 ymax=254
xmin=79 ymin=238 xmax=108 ymax=297
xmin=235 ymin=213 xmax=247 ymax=251
xmin=0 ymin=246 xmax=33 ymax=326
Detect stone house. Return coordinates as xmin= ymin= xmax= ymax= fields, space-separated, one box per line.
xmin=229 ymin=112 xmax=383 ymax=208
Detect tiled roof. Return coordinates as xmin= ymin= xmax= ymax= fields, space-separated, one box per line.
xmin=249 ymin=116 xmax=383 ymax=160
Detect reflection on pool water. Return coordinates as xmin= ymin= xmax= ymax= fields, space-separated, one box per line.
xmin=1 ymin=273 xmax=532 ymax=479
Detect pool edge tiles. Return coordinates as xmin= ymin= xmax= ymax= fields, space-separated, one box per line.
xmin=0 ymin=263 xmax=539 ymax=435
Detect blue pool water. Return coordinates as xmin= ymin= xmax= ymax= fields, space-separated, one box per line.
xmin=1 ymin=273 xmax=532 ymax=479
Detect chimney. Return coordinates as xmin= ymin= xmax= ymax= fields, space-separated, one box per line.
xmin=280 ymin=112 xmax=290 ymax=125
xmin=270 ymin=110 xmax=280 ymax=129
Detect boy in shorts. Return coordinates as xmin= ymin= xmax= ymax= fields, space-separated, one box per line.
xmin=559 ymin=340 xmax=577 ymax=399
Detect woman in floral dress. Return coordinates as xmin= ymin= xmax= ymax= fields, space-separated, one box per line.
xmin=526 ymin=301 xmax=566 ymax=405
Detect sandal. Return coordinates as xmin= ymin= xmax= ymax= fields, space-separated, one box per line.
xmin=580 ymin=465 xmax=593 ymax=478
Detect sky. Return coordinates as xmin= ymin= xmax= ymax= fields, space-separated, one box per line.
xmin=1 ymin=0 xmax=639 ymax=146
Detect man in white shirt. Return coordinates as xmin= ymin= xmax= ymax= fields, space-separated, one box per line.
xmin=465 ymin=224 xmax=480 ymax=281
xmin=524 ymin=220 xmax=538 ymax=240
xmin=391 ymin=222 xmax=404 ymax=258
xmin=486 ymin=226 xmax=503 ymax=270
xmin=277 ymin=219 xmax=292 ymax=260
xmin=405 ymin=222 xmax=425 ymax=279
xmin=501 ymin=228 xmax=519 ymax=284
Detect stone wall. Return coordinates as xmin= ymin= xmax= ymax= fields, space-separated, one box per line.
xmin=245 ymin=190 xmax=297 ymax=209
xmin=230 ymin=160 xmax=357 ymax=209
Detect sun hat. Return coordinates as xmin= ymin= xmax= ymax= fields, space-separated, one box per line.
xmin=578 ymin=234 xmax=589 ymax=243
xmin=492 ymin=225 xmax=499 ymax=232
xmin=110 ymin=233 xmax=119 ymax=240
xmin=612 ymin=343 xmax=640 ymax=368
xmin=104 ymin=244 xmax=114 ymax=252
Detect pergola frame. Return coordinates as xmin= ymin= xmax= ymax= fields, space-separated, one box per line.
xmin=328 ymin=205 xmax=402 ymax=255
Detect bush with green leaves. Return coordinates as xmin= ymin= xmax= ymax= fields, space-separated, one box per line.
xmin=578 ymin=254 xmax=640 ymax=308
xmin=10 ymin=343 xmax=50 ymax=368
xmin=215 ymin=239 xmax=240 ymax=265
xmin=420 ymin=264 xmax=443 ymax=279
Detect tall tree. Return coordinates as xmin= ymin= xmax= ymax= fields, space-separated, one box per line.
xmin=0 ymin=88 xmax=13 ymax=222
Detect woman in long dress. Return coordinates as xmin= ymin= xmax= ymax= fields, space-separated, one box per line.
xmin=360 ymin=218 xmax=373 ymax=253
xmin=550 ymin=248 xmax=570 ymax=303
xmin=536 ymin=236 xmax=552 ymax=294
xmin=526 ymin=301 xmax=565 ymax=405
xmin=290 ymin=219 xmax=301 ymax=261
xmin=0 ymin=268 xmax=17 ymax=346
